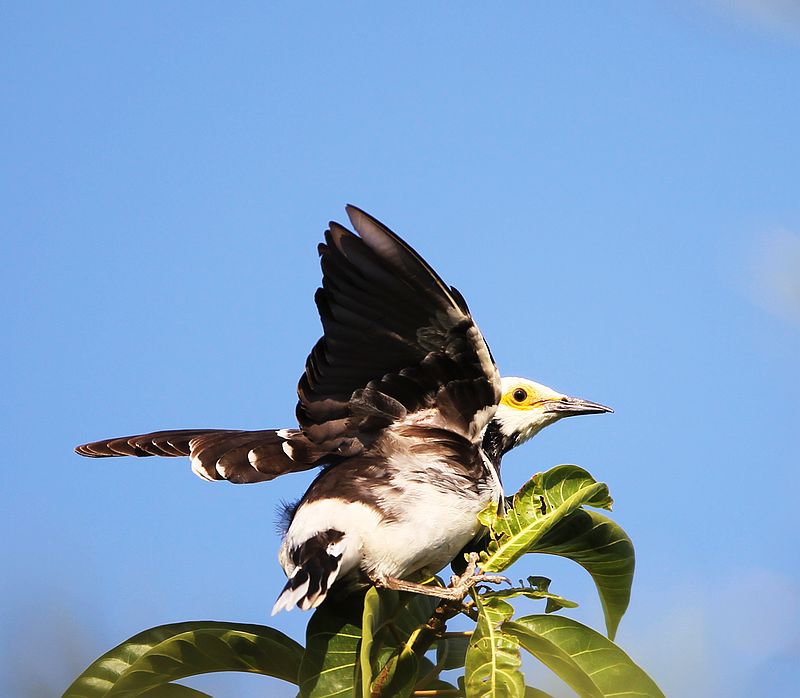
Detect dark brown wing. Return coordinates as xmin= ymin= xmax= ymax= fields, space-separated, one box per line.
xmin=297 ymin=205 xmax=500 ymax=455
xmin=75 ymin=206 xmax=500 ymax=482
xmin=75 ymin=429 xmax=326 ymax=483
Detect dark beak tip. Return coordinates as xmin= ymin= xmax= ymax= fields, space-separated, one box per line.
xmin=591 ymin=403 xmax=614 ymax=415
xmin=594 ymin=403 xmax=614 ymax=414
xmin=557 ymin=397 xmax=614 ymax=416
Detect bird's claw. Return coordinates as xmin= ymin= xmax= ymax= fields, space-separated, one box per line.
xmin=446 ymin=553 xmax=508 ymax=598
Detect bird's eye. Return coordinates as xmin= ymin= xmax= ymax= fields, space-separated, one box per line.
xmin=512 ymin=388 xmax=528 ymax=403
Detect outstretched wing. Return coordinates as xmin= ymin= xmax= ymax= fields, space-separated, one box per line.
xmin=75 ymin=206 xmax=501 ymax=482
xmin=75 ymin=428 xmax=326 ymax=483
xmin=297 ymin=205 xmax=500 ymax=455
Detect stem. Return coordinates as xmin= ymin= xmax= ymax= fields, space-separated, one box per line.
xmin=403 ymin=625 xmax=425 ymax=654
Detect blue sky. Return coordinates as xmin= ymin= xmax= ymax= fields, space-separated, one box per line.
xmin=2 ymin=3 xmax=799 ymax=696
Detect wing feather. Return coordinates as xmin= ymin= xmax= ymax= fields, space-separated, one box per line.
xmin=75 ymin=206 xmax=501 ymax=483
xmin=297 ymin=206 xmax=501 ymax=453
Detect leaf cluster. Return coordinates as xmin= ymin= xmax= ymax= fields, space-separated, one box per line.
xmin=64 ymin=465 xmax=663 ymax=697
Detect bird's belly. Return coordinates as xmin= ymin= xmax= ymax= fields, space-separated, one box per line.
xmin=362 ymin=475 xmax=498 ymax=580
xmin=370 ymin=501 xmax=484 ymax=578
xmin=281 ymin=449 xmax=503 ymax=589
xmin=282 ymin=481 xmax=497 ymax=586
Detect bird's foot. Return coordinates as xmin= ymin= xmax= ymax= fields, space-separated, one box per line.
xmin=448 ymin=552 xmax=509 ymax=597
xmin=373 ymin=553 xmax=509 ymax=601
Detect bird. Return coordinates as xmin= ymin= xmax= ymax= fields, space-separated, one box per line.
xmin=75 ymin=206 xmax=612 ymax=614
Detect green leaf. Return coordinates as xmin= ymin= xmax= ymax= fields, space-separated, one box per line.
xmin=505 ymin=615 xmax=665 ymax=698
xmin=480 ymin=465 xmax=612 ymax=573
xmin=366 ymin=589 xmax=436 ymax=697
xmin=436 ymin=634 xmax=471 ymax=671
xmin=137 ymin=685 xmax=213 ymax=697
xmin=484 ymin=576 xmax=578 ymax=614
xmin=533 ymin=509 xmax=635 ymax=639
xmin=524 ymin=688 xmax=555 ymax=698
xmin=531 ymin=466 xmax=613 ymax=512
xmin=414 ymin=655 xmax=458 ymax=691
xmin=386 ymin=591 xmax=440 ymax=643
xmin=64 ymin=621 xmax=303 ymax=698
xmin=298 ymin=589 xmax=436 ymax=698
xmin=369 ymin=647 xmax=418 ymax=698
xmin=299 ymin=599 xmax=364 ymax=698
xmin=464 ymin=593 xmax=524 ymax=698
xmin=360 ymin=588 xmax=382 ymax=697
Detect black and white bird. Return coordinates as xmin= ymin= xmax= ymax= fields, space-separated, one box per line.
xmin=76 ymin=206 xmax=611 ymax=614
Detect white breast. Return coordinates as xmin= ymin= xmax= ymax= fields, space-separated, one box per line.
xmin=279 ymin=450 xmax=502 ymax=583
xmin=370 ymin=475 xmax=491 ymax=577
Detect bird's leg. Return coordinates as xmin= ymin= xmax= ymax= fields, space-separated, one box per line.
xmin=373 ymin=553 xmax=508 ymax=601
xmin=373 ymin=576 xmax=462 ymax=599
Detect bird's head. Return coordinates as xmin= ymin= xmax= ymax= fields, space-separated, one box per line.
xmin=489 ymin=376 xmax=613 ymax=454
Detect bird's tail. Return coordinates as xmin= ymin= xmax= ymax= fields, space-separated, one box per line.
xmin=272 ymin=530 xmax=347 ymax=614
xmin=75 ymin=428 xmax=327 ymax=483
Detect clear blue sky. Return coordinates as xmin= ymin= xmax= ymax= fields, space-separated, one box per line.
xmin=2 ymin=3 xmax=799 ymax=696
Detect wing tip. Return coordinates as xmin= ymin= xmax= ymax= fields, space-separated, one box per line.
xmin=345 ymin=204 xmax=381 ymax=238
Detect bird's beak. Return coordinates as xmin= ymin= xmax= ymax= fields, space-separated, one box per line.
xmin=543 ymin=396 xmax=614 ymax=417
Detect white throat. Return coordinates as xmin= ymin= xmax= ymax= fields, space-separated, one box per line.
xmin=495 ymin=403 xmax=555 ymax=446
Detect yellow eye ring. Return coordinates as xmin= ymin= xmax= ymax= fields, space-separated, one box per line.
xmin=512 ymin=388 xmax=528 ymax=403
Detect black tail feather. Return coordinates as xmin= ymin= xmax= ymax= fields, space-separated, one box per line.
xmin=272 ymin=530 xmax=346 ymax=613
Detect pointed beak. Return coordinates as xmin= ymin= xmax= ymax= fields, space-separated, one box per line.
xmin=543 ymin=396 xmax=614 ymax=417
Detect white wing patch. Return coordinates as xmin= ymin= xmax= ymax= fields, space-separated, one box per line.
xmin=190 ymin=454 xmax=216 ymax=481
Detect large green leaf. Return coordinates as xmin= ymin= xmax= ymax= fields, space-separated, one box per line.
xmin=357 ymin=588 xmax=418 ymax=698
xmin=464 ymin=593 xmax=524 ymax=698
xmin=299 ymin=599 xmax=364 ymax=698
xmin=480 ymin=465 xmax=612 ymax=573
xmin=413 ymin=655 xmax=459 ymax=692
xmin=385 ymin=591 xmax=440 ymax=643
xmin=360 ymin=588 xmax=382 ymax=697
xmin=505 ymin=615 xmax=665 ymax=698
xmin=137 ymin=685 xmax=212 ymax=697
xmin=436 ymin=634 xmax=471 ymax=671
xmin=536 ymin=466 xmax=612 ymax=510
xmin=64 ymin=621 xmax=303 ymax=698
xmin=369 ymin=647 xmax=419 ymax=698
xmin=299 ymin=589 xmax=437 ymax=698
xmin=533 ymin=509 xmax=634 ymax=639
xmin=524 ymin=688 xmax=555 ymax=698
xmin=366 ymin=589 xmax=438 ymax=697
